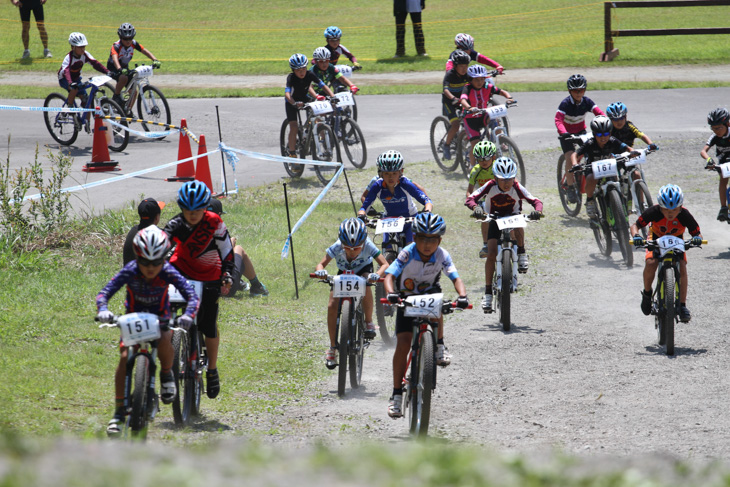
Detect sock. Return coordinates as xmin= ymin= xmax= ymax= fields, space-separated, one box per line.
xmin=485 ymin=285 xmax=492 ymax=294
xmin=517 ymin=247 xmax=526 ymax=254
xmin=392 ymin=388 xmax=403 ymax=397
xmin=437 ymin=338 xmax=444 ymax=345
xmin=250 ymin=276 xmax=261 ymax=287
xmin=115 ymin=398 xmax=124 ymax=409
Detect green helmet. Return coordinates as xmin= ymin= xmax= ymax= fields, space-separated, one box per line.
xmin=473 ymin=140 xmax=497 ymax=161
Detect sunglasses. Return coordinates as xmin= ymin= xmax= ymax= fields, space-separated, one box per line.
xmin=138 ymin=257 xmax=164 ymax=267
xmin=609 ymin=117 xmax=626 ymax=121
xmin=121 ymin=37 xmax=134 ymax=41
xmin=595 ymin=132 xmax=611 ymax=137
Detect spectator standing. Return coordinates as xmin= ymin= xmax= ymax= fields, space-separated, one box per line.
xmin=393 ymin=0 xmax=426 ymax=58
xmin=11 ymin=0 xmax=51 ymax=59
xmin=123 ymin=198 xmax=165 ymax=265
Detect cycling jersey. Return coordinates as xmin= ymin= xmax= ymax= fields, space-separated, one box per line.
xmin=442 ymin=68 xmax=469 ymax=101
xmin=465 ymin=179 xmax=543 ymax=217
xmin=468 ymin=164 xmax=494 ymax=189
xmin=555 ymin=96 xmax=605 ymax=135
xmin=310 ymin=64 xmax=344 ymax=94
xmin=107 ymin=39 xmax=145 ymax=70
xmin=461 ymin=83 xmax=502 ymax=118
xmin=360 ymin=176 xmax=432 ymax=218
xmin=325 ymin=44 xmax=356 ymax=65
xmin=706 ymin=130 xmax=730 ymax=163
xmin=575 ymin=136 xmax=630 ymax=163
xmin=326 ymin=238 xmax=381 ymax=274
xmin=285 ymin=71 xmax=325 ymax=102
xmin=96 ymin=261 xmax=199 ymax=321
xmin=386 ymin=243 xmax=459 ymax=296
xmin=611 ymin=121 xmax=644 ymax=147
xmin=635 ymin=205 xmax=701 ymax=239
xmin=444 ymin=49 xmax=500 ymax=71
xmin=164 ymin=211 xmax=235 ymax=282
xmin=58 ymin=50 xmax=109 ymax=83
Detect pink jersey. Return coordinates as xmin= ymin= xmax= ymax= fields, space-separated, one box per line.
xmin=57 ymin=50 xmax=108 ymax=83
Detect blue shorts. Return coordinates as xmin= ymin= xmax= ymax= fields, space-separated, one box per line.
xmin=59 ymin=77 xmax=88 ymax=99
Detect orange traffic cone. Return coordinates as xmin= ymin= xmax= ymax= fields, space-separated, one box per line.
xmin=166 ymin=118 xmax=195 ymax=182
xmin=82 ymin=110 xmax=119 ymax=172
xmin=195 ymin=134 xmax=214 ymax=193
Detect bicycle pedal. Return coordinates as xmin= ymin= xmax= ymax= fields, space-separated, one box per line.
xmin=518 ymin=268 xmax=527 ymax=274
xmin=483 ymin=308 xmax=494 ymax=314
xmin=325 ymin=361 xmax=337 ymax=370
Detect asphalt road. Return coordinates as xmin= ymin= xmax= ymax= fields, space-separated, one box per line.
xmin=1 ymin=87 xmax=728 ymax=215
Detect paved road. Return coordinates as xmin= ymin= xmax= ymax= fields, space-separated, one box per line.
xmin=1 ymin=87 xmax=728 ymax=214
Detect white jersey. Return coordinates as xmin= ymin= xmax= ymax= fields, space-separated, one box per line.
xmin=385 ymin=243 xmax=459 ymax=296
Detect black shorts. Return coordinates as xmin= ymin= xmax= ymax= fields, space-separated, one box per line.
xmin=442 ymin=99 xmax=459 ymax=123
xmin=394 ymin=285 xmax=442 ymax=335
xmin=225 ymin=253 xmax=245 ymax=298
xmin=487 ymin=219 xmax=503 ymax=241
xmin=559 ymin=131 xmax=586 ymax=153
xmin=19 ymin=0 xmax=44 ymax=22
xmin=197 ymin=282 xmax=221 ymax=338
xmin=285 ymin=101 xmax=301 ymax=122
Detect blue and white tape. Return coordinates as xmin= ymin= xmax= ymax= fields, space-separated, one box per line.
xmin=0 ymin=104 xmax=95 ymax=113
xmin=106 ymin=119 xmax=180 ymax=139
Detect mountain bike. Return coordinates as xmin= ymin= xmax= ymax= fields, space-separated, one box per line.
xmin=384 ymin=295 xmax=471 ymax=436
xmin=455 ymin=101 xmax=525 ymax=181
xmin=476 ymin=213 xmax=540 ymax=331
xmin=557 ymin=133 xmax=591 ymax=217
xmin=311 ymin=272 xmax=374 ymax=397
xmin=632 ymin=237 xmax=706 ymax=356
xmin=705 ymin=159 xmax=730 ymax=223
xmin=618 ymin=147 xmax=655 ymax=238
xmin=365 ymin=212 xmax=416 ymax=345
xmin=333 ymin=64 xmax=360 ymax=120
xmin=98 ymin=312 xmax=186 ymax=439
xmin=43 ymin=75 xmax=129 ymax=151
xmin=327 ymin=92 xmax=367 ymax=169
xmin=169 ymin=281 xmax=206 ymax=426
xmin=279 ymin=98 xmax=342 ymax=185
xmin=102 ymin=63 xmax=171 ymax=137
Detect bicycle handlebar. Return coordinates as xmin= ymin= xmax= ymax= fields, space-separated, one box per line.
xmin=630 ymin=238 xmax=708 ymax=249
xmin=378 ymin=297 xmax=473 ymax=312
xmin=96 ymin=315 xmax=188 ymax=333
xmin=309 ymin=273 xmax=383 ymax=284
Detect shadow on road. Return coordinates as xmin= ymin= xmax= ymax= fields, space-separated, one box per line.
xmin=640 ymin=345 xmax=708 ymax=357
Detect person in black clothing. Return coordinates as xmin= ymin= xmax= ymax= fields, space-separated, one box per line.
xmin=11 ymin=0 xmax=51 ymax=59
xmin=393 ymin=0 xmax=426 ymax=58
xmin=123 ymin=198 xmax=165 ymax=265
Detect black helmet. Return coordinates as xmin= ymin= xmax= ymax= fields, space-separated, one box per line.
xmin=567 ymin=74 xmax=587 ymax=90
xmin=118 ymin=23 xmax=136 ymax=39
xmin=590 ymin=116 xmax=612 ymax=135
xmin=707 ymin=107 xmax=730 ymax=126
xmin=451 ymin=49 xmax=470 ymax=66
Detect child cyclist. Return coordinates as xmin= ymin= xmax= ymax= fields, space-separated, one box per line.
xmin=314 ymin=218 xmax=389 ymax=367
xmin=606 ymin=102 xmax=657 ymax=149
xmin=466 ymin=141 xmax=498 ymax=258
xmin=384 ymin=213 xmax=469 ymax=418
xmin=357 ymin=150 xmax=433 ymax=253
xmin=284 ymin=53 xmax=334 ymax=157
xmin=107 ymin=23 xmax=160 ymax=108
xmin=96 ymin=226 xmax=199 ymax=437
xmin=700 ymin=108 xmax=730 ymax=221
xmin=630 ymin=184 xmax=703 ymax=323
xmin=164 ymin=180 xmax=235 ymax=400
xmin=322 ymin=26 xmax=361 ymax=69
xmin=444 ymin=33 xmax=503 ymax=73
xmin=310 ymin=47 xmax=358 ymax=97
xmin=57 ymin=32 xmax=113 ymax=110
xmin=555 ymin=74 xmax=606 ymax=204
xmin=465 ymin=157 xmax=543 ymax=312
xmin=440 ymin=50 xmax=471 ymax=161
xmin=459 ymin=64 xmax=513 ymax=171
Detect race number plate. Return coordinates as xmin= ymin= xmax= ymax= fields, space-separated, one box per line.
xmin=332 ymin=274 xmax=367 ymax=298
xmin=375 ymin=217 xmax=405 ymax=235
xmin=135 ymin=65 xmax=153 ymax=78
xmin=90 ymin=75 xmax=112 ymax=87
xmin=485 ymin=105 xmax=508 ymax=119
xmin=625 ymin=151 xmax=647 ymax=167
xmin=656 ymin=235 xmax=685 ymax=258
xmin=168 ymin=280 xmax=203 ymax=304
xmin=404 ymin=293 xmax=444 ymax=318
xmin=495 ymin=214 xmax=527 ymax=230
xmin=719 ymin=162 xmax=730 ymax=178
xmin=118 ymin=312 xmax=161 ymax=346
xmin=337 ymin=65 xmax=353 ymax=78
xmin=591 ymin=159 xmax=618 ymax=178
xmin=308 ymin=101 xmax=333 ymax=115
xmin=334 ymin=91 xmax=354 ymax=106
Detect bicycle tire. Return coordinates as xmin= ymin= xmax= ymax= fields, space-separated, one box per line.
xmin=557 ymin=154 xmax=582 ymax=217
xmin=191 ymin=330 xmax=204 ymax=416
xmin=409 ymin=330 xmax=434 ymax=437
xmin=458 ymin=130 xmax=472 ymax=177
xmin=279 ymin=119 xmax=305 ymax=178
xmin=374 ymin=282 xmax=393 ymax=345
xmin=129 ymin=354 xmax=149 ymax=438
xmin=340 ymin=118 xmax=367 ymax=169
xmin=99 ymin=98 xmax=130 ymax=152
xmin=592 ymin=217 xmax=613 ymax=257
xmin=171 ymin=329 xmax=184 ymax=425
xmin=43 ymin=93 xmax=79 ymax=146
xmin=137 ymin=85 xmax=171 ymax=136
xmin=500 ymin=249 xmax=512 ymax=331
xmin=430 ymin=116 xmax=459 ymax=172
xmin=608 ymin=190 xmax=633 ymax=267
xmin=633 ymin=180 xmax=653 ymax=239
xmin=313 ymin=123 xmax=342 ymax=186
xmin=496 ymin=134 xmax=526 ymax=186
xmin=663 ymin=268 xmax=676 ymax=356
xmin=338 ymin=300 xmax=351 ymax=397
xmin=349 ymin=306 xmax=365 ymax=389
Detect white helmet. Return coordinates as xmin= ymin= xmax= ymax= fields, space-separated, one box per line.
xmin=68 ymin=32 xmax=88 ymax=47
xmin=133 ymin=226 xmax=170 ymax=261
xmin=493 ymin=157 xmax=518 ymax=179
xmin=312 ymin=47 xmax=331 ymax=60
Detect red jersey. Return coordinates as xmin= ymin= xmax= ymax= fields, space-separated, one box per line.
xmin=635 ymin=205 xmax=701 ymax=239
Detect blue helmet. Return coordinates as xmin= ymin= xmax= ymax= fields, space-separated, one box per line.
xmin=657 ymin=184 xmax=684 ymax=210
xmin=289 ymin=53 xmax=308 ymax=69
xmin=606 ymin=102 xmax=628 ymax=119
xmin=376 ymin=150 xmax=404 ymax=172
xmin=413 ymin=213 xmax=446 ymax=236
xmin=338 ymin=217 xmax=367 ymax=247
xmin=177 ymin=180 xmax=211 ymax=211
xmin=467 ymin=64 xmax=488 ymax=78
xmin=324 ymin=26 xmax=342 ymax=39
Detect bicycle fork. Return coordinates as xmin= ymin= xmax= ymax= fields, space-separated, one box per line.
xmin=495 ymin=245 xmax=519 ymax=292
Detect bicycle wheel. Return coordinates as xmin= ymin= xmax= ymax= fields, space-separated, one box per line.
xmin=340 ymin=118 xmax=367 ymax=169
xmin=349 ymin=307 xmax=365 ymax=389
xmin=591 ymin=217 xmax=613 ymax=257
xmin=171 ymin=329 xmax=184 ymax=425
xmin=279 ymin=119 xmax=305 ymax=178
xmin=338 ymin=300 xmax=351 ymax=397
xmin=409 ymin=330 xmax=434 ymax=437
xmin=99 ymin=99 xmax=130 ymax=152
xmin=662 ymin=268 xmax=676 ymax=356
xmin=191 ymin=330 xmax=204 ymax=416
xmin=137 ymin=85 xmax=171 ymax=136
xmin=313 ymin=123 xmax=342 ymax=186
xmin=43 ymin=93 xmax=79 ymax=146
xmin=496 ymin=134 xmax=526 ymax=186
xmin=557 ymin=154 xmax=582 ymax=217
xmin=500 ymin=250 xmax=512 ymax=331
xmin=129 ymin=354 xmax=149 ymax=438
xmin=430 ymin=116 xmax=459 ymax=172
xmin=374 ymin=282 xmax=393 ymax=345
xmin=633 ymin=180 xmax=653 ymax=239
xmin=458 ymin=130 xmax=472 ymax=177
xmin=608 ymin=190 xmax=633 ymax=267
